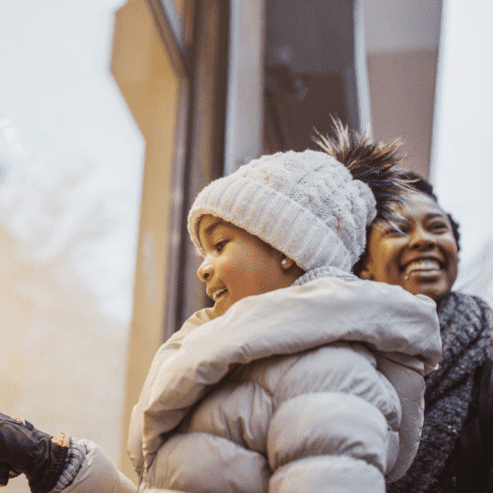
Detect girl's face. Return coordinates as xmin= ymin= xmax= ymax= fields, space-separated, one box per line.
xmin=359 ymin=192 xmax=458 ymax=303
xmin=197 ymin=215 xmax=298 ymax=316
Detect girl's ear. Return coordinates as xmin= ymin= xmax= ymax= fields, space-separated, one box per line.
xmin=358 ymin=268 xmax=372 ymax=280
xmin=358 ymin=256 xmax=374 ymax=280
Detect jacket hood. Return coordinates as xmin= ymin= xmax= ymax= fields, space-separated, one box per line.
xmin=128 ymin=276 xmax=441 ymax=476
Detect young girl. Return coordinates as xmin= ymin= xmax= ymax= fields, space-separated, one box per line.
xmin=0 ymin=121 xmax=441 ymax=493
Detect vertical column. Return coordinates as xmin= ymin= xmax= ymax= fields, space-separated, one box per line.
xmin=176 ymin=0 xmax=230 ymax=324
xmin=224 ymin=0 xmax=266 ymax=175
xmin=111 ymin=0 xmax=182 ymax=482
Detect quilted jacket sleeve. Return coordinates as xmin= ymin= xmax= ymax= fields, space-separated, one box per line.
xmin=127 ymin=308 xmax=215 ymax=475
xmin=62 ymin=440 xmax=136 ymax=493
xmin=267 ymin=343 xmax=400 ymax=493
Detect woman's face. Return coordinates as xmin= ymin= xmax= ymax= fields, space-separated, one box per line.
xmin=359 ymin=192 xmax=458 ymax=303
xmin=197 ymin=215 xmax=298 ymax=316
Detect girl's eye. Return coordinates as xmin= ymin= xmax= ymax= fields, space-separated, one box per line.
xmin=215 ymin=240 xmax=228 ymax=252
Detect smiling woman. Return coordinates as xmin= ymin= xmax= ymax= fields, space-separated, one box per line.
xmin=354 ymin=171 xmax=493 ymax=493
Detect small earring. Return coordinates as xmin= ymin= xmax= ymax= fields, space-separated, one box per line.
xmin=281 ymin=258 xmax=288 ymax=267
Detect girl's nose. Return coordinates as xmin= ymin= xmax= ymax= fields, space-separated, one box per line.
xmin=197 ymin=258 xmax=213 ymax=282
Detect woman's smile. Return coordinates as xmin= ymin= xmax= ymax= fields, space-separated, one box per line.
xmin=359 ymin=193 xmax=458 ymax=302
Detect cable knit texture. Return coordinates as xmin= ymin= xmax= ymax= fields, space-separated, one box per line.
xmin=50 ymin=440 xmax=85 ymax=493
xmin=30 ymin=446 xmax=68 ymax=493
xmin=292 ymin=265 xmax=358 ymax=285
xmin=188 ymin=150 xmax=377 ymax=272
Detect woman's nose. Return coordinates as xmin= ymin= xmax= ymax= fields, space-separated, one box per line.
xmin=197 ymin=258 xmax=213 ymax=282
xmin=410 ymin=226 xmax=435 ymax=249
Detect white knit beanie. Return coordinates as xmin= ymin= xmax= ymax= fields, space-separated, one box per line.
xmin=187 ymin=149 xmax=377 ymax=272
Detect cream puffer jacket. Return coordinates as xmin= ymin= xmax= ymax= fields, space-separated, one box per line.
xmin=64 ymin=269 xmax=441 ymax=493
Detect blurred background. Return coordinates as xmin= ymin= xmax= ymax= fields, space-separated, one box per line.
xmin=1 ymin=0 xmax=492 ymax=490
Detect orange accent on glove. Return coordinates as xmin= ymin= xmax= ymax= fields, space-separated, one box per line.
xmin=51 ymin=433 xmax=71 ymax=448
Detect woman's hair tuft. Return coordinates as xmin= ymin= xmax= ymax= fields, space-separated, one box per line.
xmin=313 ymin=116 xmax=415 ymax=223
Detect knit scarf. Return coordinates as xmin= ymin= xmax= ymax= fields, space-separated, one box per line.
xmin=387 ymin=292 xmax=493 ymax=493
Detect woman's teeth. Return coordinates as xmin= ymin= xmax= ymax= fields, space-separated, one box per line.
xmin=404 ymin=259 xmax=441 ymax=275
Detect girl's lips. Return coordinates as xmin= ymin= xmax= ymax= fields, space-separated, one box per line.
xmin=211 ymin=288 xmax=228 ymax=302
xmin=213 ymin=289 xmax=228 ymax=305
xmin=212 ymin=290 xmax=230 ymax=314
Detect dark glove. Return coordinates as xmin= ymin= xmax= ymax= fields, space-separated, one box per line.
xmin=0 ymin=413 xmax=70 ymax=493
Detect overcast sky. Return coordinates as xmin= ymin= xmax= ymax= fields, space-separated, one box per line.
xmin=0 ymin=0 xmax=145 ymax=328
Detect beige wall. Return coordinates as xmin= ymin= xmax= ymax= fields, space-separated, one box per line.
xmin=367 ymin=48 xmax=439 ymax=179
xmin=111 ymin=0 xmax=183 ymax=483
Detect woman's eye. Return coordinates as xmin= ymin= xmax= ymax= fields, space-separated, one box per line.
xmin=215 ymin=240 xmax=228 ymax=252
xmin=384 ymin=224 xmax=408 ymax=236
xmin=428 ymin=222 xmax=448 ymax=233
